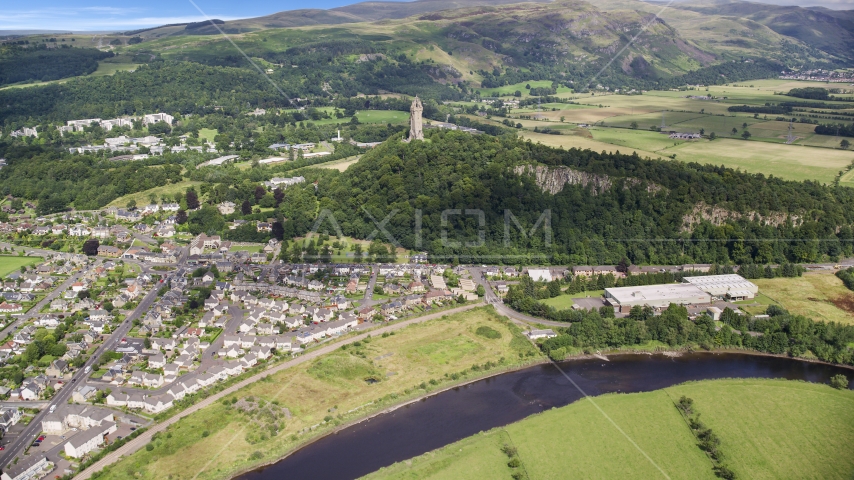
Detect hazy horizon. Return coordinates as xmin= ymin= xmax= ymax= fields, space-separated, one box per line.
xmin=1 ymin=0 xmax=852 ymax=32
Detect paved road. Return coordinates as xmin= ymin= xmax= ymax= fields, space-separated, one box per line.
xmin=469 ymin=267 xmax=570 ymax=328
xmin=0 ymin=268 xmax=90 ymax=340
xmin=74 ymin=302 xmax=486 ymax=480
xmin=362 ymin=268 xmax=378 ymax=307
xmin=0 ymin=274 xmax=163 ymax=468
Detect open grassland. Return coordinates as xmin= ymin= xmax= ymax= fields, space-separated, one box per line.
xmin=0 ymin=61 xmax=140 ymax=91
xmin=315 ymin=155 xmax=362 ymax=172
xmin=107 ymin=180 xmax=204 ymax=208
xmin=366 ymin=378 xmax=854 ymax=480
xmin=753 ymin=273 xmax=854 ymax=325
xmin=0 ymin=256 xmax=44 ymax=278
xmin=669 ymin=138 xmax=854 ymax=185
xmin=97 ymin=308 xmax=541 ymax=480
xmin=478 ymin=80 xmax=573 ymax=97
xmin=521 ymin=130 xmax=662 ymax=159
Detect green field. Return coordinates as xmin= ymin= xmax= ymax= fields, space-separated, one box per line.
xmin=367 ymin=378 xmax=854 ymax=480
xmin=198 ymin=128 xmax=218 ymax=144
xmin=96 ymin=307 xmax=542 ymax=480
xmin=0 ymin=62 xmax=140 ymax=91
xmin=541 ymin=290 xmax=606 ymax=310
xmin=476 ymin=80 xmax=573 ymax=97
xmin=0 ymin=256 xmax=44 ymax=278
xmin=753 ymin=273 xmax=854 ymax=325
xmin=107 ymin=180 xmax=204 ymax=208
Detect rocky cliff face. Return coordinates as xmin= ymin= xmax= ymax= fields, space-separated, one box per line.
xmin=681 ymin=202 xmax=802 ymax=231
xmin=514 ymin=165 xmax=661 ymax=195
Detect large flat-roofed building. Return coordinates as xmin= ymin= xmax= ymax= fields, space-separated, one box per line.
xmin=604 ymin=284 xmax=711 ymax=312
xmin=682 ymin=274 xmax=758 ymax=301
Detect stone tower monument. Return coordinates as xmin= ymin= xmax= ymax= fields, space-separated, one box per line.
xmin=407 ymin=96 xmax=424 ymax=142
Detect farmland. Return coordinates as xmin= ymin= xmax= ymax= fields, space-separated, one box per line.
xmin=366 ymin=378 xmax=854 ymax=480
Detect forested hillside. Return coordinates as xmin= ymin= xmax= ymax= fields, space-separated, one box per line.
xmin=0 ymin=44 xmax=113 ymax=86
xmin=304 ymin=130 xmax=854 ymax=265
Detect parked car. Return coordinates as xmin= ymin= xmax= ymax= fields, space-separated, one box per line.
xmin=37 ymin=436 xmax=45 ymax=441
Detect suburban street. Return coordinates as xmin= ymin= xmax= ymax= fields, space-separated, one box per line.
xmin=0 ymin=268 xmax=164 ymax=468
xmin=74 ymin=302 xmax=486 ymax=480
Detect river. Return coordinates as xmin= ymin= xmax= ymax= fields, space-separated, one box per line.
xmin=237 ymin=352 xmax=853 ymax=480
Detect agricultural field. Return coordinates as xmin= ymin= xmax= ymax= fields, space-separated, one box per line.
xmin=484 ymin=79 xmax=854 ymax=186
xmin=367 ymin=378 xmax=854 ymax=480
xmin=476 ymin=80 xmax=573 ymax=97
xmin=752 ymin=273 xmax=854 ymax=325
xmin=0 ymin=256 xmax=44 ymax=278
xmin=97 ymin=307 xmax=541 ymax=480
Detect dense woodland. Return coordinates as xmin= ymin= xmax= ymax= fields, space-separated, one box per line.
xmin=300 ymin=130 xmax=854 ymax=265
xmin=0 ymin=44 xmax=113 ymax=86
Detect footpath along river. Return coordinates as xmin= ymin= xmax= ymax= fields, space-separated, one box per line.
xmin=237 ymin=352 xmax=853 ymax=480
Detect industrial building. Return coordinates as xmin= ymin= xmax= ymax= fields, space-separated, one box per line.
xmin=604 ymin=284 xmax=711 ymax=311
xmin=604 ymin=274 xmax=758 ymax=312
xmin=682 ymin=274 xmax=758 ymax=301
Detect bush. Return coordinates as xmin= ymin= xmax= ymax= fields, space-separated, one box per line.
xmin=830 ymin=374 xmax=849 ymax=390
xmin=475 ymin=325 xmax=502 ymax=339
xmin=145 ymin=443 xmax=154 ymax=451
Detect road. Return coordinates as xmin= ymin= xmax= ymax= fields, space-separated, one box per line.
xmin=0 ymin=268 xmax=90 ymax=340
xmin=74 ymin=302 xmax=486 ymax=480
xmin=469 ymin=267 xmax=571 ymax=328
xmin=0 ymin=273 xmax=164 ymax=468
xmin=362 ymin=268 xmax=378 ymax=307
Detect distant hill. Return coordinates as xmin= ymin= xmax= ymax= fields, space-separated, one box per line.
xmin=673 ymin=0 xmax=854 ymax=61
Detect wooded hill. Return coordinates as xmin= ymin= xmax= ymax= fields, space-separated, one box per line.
xmin=306 ymin=130 xmax=854 ymax=265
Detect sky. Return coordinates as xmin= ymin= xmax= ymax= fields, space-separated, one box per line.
xmin=1 ymin=0 xmax=852 ymax=32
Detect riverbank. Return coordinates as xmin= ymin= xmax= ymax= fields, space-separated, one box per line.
xmin=239 ymin=346 xmax=854 ymax=479
xmin=364 ymin=377 xmax=854 ymax=480
xmin=237 ymin=351 xmax=854 ymax=480
xmin=235 ymin=357 xmax=547 ymax=479
xmin=88 ymin=306 xmax=541 ymax=480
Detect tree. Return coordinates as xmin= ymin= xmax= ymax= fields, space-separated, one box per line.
xmin=126 ymin=199 xmax=137 ymax=210
xmin=185 ymin=189 xmax=200 ymax=210
xmin=241 ymin=200 xmax=252 ymax=215
xmin=254 ymin=185 xmax=267 ymax=202
xmin=841 ymin=139 xmax=850 ymax=149
xmin=630 ymin=121 xmax=638 ymax=129
xmin=176 ymin=209 xmax=188 ymax=224
xmin=77 ymin=290 xmax=90 ymax=299
xmin=741 ymin=130 xmax=751 ymax=140
xmin=617 ymin=257 xmax=630 ymax=273
xmin=699 ymin=128 xmax=705 ymax=135
xmin=82 ymin=239 xmax=99 ymax=256
xmin=731 ymin=127 xmax=738 ymax=135
xmin=830 ymin=374 xmax=849 ymax=390
xmin=742 ymin=122 xmax=748 ymax=129
xmin=476 ymin=284 xmax=485 ymax=297
xmin=709 ymin=132 xmax=716 ymax=140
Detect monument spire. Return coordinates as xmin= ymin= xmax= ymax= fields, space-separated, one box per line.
xmin=407 ymin=96 xmax=424 ymax=142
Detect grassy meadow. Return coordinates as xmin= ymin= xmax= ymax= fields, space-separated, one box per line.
xmin=366 ymin=378 xmax=854 ymax=480
xmin=0 ymin=256 xmax=45 ymax=278
xmin=752 ymin=273 xmax=854 ymax=325
xmin=97 ymin=307 xmax=542 ymax=480
xmin=107 ymin=180 xmax=204 ymax=208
